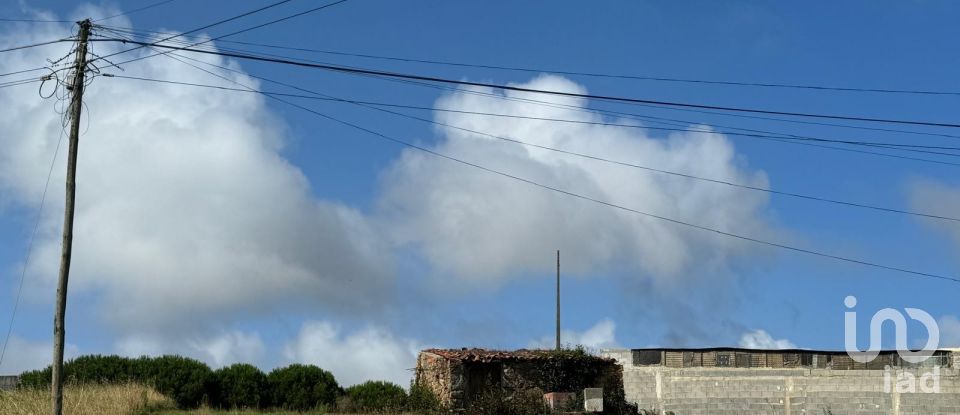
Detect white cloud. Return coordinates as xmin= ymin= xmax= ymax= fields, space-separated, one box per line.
xmin=939 ymin=315 xmax=960 ymax=348
xmin=115 ymin=330 xmax=265 ymax=369
xmin=378 ymin=75 xmax=776 ymax=287
xmin=0 ymin=17 xmax=392 ymax=333
xmin=738 ymin=329 xmax=796 ymax=349
xmin=283 ymin=321 xmax=421 ymax=387
xmin=529 ymin=318 xmax=620 ymax=352
xmin=0 ymin=10 xmax=779 ymax=364
xmin=0 ymin=336 xmax=78 ymax=375
xmin=194 ymin=331 xmax=266 ymax=368
xmin=908 ymin=179 xmax=960 ymax=248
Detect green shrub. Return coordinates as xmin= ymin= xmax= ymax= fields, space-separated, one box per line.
xmin=18 ymin=354 xmax=403 ymax=412
xmin=18 ymin=354 xmax=142 ymax=388
xmin=267 ymin=364 xmax=339 ymax=411
xmin=18 ymin=354 xmax=134 ymax=387
xmin=406 ymin=381 xmax=442 ymax=413
xmin=17 ymin=354 xmax=213 ymax=409
xmin=341 ymin=380 xmax=406 ymax=412
xmin=66 ymin=354 xmax=136 ymax=383
xmin=464 ymin=387 xmax=547 ymax=415
xmin=17 ymin=366 xmax=51 ymax=389
xmin=128 ymin=355 xmax=156 ymax=380
xmin=212 ymin=363 xmax=268 ymax=409
xmin=140 ymin=355 xmax=213 ymax=409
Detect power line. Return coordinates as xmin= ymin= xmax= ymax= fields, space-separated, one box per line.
xmin=0 ymin=58 xmax=75 ymax=79
xmin=84 ymin=41 xmax=960 ymax=163
xmin=103 ymin=73 xmax=960 ymax=153
xmin=319 ymin=122 xmax=960 ymax=283
xmin=104 ymin=72 xmax=960 ymax=223
xmin=96 ymin=47 xmax=960 ymax=283
xmin=87 ymin=0 xmax=299 ymax=65
xmin=0 ymin=67 xmax=54 ymax=78
xmin=199 ymin=41 xmax=960 ymax=163
xmin=88 ymin=0 xmax=349 ymax=69
xmin=155 ymin=53 xmax=960 ymax=284
xmin=386 ymin=107 xmax=960 ymax=151
xmin=94 ymin=0 xmax=179 ymax=22
xmin=93 ymin=31 xmax=960 ymax=166
xmin=0 ymin=38 xmax=73 ymax=53
xmin=90 ymin=38 xmax=960 ymax=129
xmin=299 ymin=63 xmax=960 ymax=164
xmin=0 ymin=77 xmax=43 ymax=89
xmin=27 ymin=17 xmax=957 ymax=287
xmin=185 ymin=38 xmax=960 ymax=97
xmin=0 ymin=18 xmax=71 ymax=23
xmin=0 ymin=101 xmax=68 ymax=371
xmin=98 ymin=25 xmax=960 ymax=142
xmin=353 ymin=64 xmax=960 ymax=142
xmin=298 ymin=63 xmax=960 ymax=161
xmin=91 ymin=26 xmax=960 ymax=99
xmin=342 ymin=71 xmax=960 ymax=166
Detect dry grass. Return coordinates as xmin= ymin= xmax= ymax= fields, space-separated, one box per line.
xmin=151 ymin=410 xmax=327 ymax=415
xmin=154 ymin=411 xmax=411 ymax=414
xmin=153 ymin=411 xmax=412 ymax=415
xmin=0 ymin=384 xmax=418 ymax=415
xmin=0 ymin=383 xmax=175 ymax=415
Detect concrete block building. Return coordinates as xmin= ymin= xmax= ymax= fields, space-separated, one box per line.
xmin=0 ymin=375 xmax=17 ymax=391
xmin=601 ymin=347 xmax=960 ymax=415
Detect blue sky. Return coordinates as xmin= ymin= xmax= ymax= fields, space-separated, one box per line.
xmin=1 ymin=1 xmax=958 ymax=386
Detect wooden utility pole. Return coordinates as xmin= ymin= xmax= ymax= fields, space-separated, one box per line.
xmin=52 ymin=18 xmax=91 ymax=415
xmin=556 ymin=250 xmax=560 ymax=351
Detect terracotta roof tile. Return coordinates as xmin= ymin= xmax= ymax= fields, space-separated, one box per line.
xmin=423 ymin=348 xmax=554 ymax=362
xmin=422 ymin=348 xmax=614 ymax=363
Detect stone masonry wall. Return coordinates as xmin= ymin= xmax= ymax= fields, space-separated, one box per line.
xmin=415 ymin=352 xmax=462 ymax=408
xmin=416 ymin=350 xmax=628 ymax=411
xmin=602 ymin=350 xmax=960 ymax=415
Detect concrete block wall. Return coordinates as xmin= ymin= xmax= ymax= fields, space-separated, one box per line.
xmin=602 ymin=350 xmax=960 ymax=415
xmin=0 ymin=375 xmax=17 ymax=391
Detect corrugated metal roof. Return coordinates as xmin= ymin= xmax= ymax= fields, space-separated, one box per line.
xmin=603 ymin=347 xmax=958 ymax=354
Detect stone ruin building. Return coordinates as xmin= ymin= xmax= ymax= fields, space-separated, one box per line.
xmin=415 ymin=348 xmax=630 ymax=413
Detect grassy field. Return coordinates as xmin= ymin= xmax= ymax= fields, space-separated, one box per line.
xmin=152 ymin=411 xmax=409 ymax=415
xmin=0 ymin=383 xmax=175 ymax=415
xmin=152 ymin=412 xmax=325 ymax=415
xmin=0 ymin=384 xmax=420 ymax=415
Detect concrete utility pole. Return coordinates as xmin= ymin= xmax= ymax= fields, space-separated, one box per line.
xmin=52 ymin=18 xmax=91 ymax=415
xmin=556 ymin=250 xmax=560 ymax=351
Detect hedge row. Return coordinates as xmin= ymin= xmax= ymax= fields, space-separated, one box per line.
xmin=19 ymin=354 xmax=438 ymax=412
